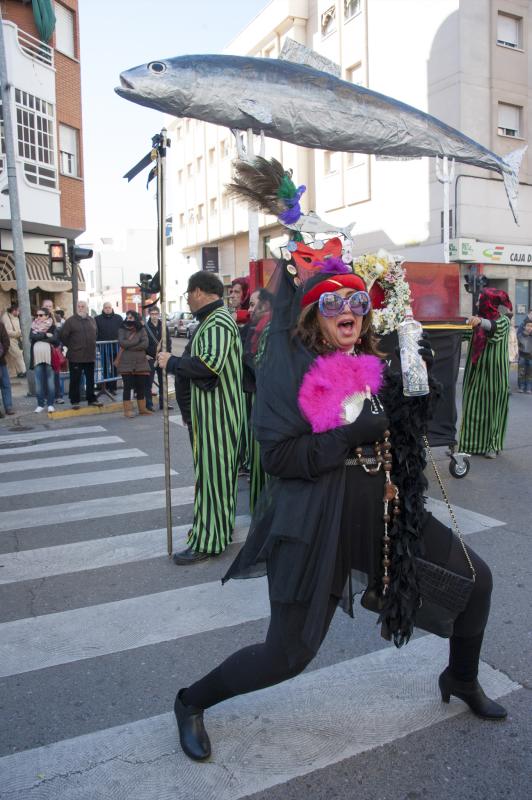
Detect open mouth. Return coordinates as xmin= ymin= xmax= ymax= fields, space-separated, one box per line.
xmin=337 ymin=319 xmax=355 ymax=334
xmin=120 ymin=75 xmax=134 ymax=90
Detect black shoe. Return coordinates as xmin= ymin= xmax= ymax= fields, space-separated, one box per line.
xmin=439 ymin=668 xmax=507 ymax=720
xmin=16 ymin=372 xmax=26 ymax=378
xmin=174 ymin=689 xmax=211 ymax=761
xmin=172 ymin=546 xmax=211 ymax=565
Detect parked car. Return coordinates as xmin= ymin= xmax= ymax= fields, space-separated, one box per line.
xmin=171 ymin=311 xmax=194 ymax=337
xmin=186 ymin=320 xmax=200 ymax=340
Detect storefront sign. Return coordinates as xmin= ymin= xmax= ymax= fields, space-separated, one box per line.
xmin=449 ymin=238 xmax=532 ymax=265
xmin=202 ymin=246 xmax=219 ymax=273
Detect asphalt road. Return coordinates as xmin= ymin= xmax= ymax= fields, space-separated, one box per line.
xmin=0 ymin=364 xmax=530 ymax=799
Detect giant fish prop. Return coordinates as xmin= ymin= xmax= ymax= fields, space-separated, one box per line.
xmin=116 ymin=53 xmax=526 ymax=222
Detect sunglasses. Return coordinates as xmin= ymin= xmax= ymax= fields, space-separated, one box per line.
xmin=318 ymin=291 xmax=371 ymax=318
xmin=36 ymin=313 xmax=46 ymax=317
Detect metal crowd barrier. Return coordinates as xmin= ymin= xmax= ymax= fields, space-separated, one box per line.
xmin=95 ymin=340 xmax=120 ymax=398
xmin=57 ymin=340 xmax=120 ymax=400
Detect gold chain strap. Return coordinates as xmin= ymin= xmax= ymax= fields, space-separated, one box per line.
xmin=422 ymin=435 xmax=476 ymax=582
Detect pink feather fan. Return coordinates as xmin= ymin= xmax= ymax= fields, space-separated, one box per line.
xmin=298 ymin=352 xmax=385 ymax=433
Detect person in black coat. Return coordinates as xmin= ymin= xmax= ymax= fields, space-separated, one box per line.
xmin=95 ymin=302 xmax=123 ymax=394
xmin=144 ymin=307 xmax=172 ymax=410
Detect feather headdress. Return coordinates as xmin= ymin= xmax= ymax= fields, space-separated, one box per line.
xmin=226 ymin=157 xmax=306 ymax=223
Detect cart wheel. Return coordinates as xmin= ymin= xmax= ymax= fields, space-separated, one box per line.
xmin=449 ymin=456 xmax=470 ymax=479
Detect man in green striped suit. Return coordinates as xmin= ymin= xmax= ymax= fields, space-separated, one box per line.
xmin=159 ymin=272 xmax=244 ymax=564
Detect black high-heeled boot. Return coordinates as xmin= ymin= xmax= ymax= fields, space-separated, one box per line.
xmin=174 ymin=689 xmax=211 ymax=760
xmin=438 ymin=668 xmax=507 ymax=720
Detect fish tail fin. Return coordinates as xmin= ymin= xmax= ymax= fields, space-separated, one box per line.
xmin=502 ymin=145 xmax=527 ymax=224
xmin=340 ymin=221 xmax=356 ymax=239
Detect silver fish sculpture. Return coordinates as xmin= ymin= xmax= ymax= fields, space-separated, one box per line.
xmin=116 ymin=54 xmax=526 ymax=222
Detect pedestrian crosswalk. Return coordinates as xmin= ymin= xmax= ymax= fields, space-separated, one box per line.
xmin=0 ymin=420 xmax=520 ymax=799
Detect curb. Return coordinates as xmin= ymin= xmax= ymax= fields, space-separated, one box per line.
xmin=48 ymin=403 xmax=125 ymax=420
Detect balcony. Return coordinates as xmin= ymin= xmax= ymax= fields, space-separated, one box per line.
xmin=16 ymin=27 xmax=54 ymax=68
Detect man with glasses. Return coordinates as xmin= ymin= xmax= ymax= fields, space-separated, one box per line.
xmin=158 ymin=271 xmax=244 ymax=564
xmin=145 ymin=306 xmax=172 ymax=410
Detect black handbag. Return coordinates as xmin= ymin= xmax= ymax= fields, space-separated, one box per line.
xmin=361 ymin=436 xmax=476 ymax=638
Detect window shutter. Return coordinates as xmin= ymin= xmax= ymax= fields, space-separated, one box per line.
xmin=55 ymin=3 xmax=75 ymax=58
xmin=498 ymin=103 xmax=520 ymax=132
xmin=497 ymin=14 xmax=519 ymax=46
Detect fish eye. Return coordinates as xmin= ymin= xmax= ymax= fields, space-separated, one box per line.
xmin=148 ymin=62 xmax=167 ymax=74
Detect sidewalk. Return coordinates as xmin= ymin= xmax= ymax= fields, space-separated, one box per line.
xmin=1 ymin=376 xmax=175 ymax=427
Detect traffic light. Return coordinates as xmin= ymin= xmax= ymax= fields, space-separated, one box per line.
xmin=70 ymin=245 xmax=93 ymax=262
xmin=478 ymin=275 xmax=489 ymax=290
xmin=48 ymin=242 xmax=67 ymax=278
xmin=138 ymin=272 xmax=160 ymax=295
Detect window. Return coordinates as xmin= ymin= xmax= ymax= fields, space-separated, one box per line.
xmin=179 ymin=213 xmax=185 ymax=228
xmin=344 ymin=0 xmax=361 ymax=21
xmin=219 ymin=139 xmax=229 ymax=159
xmin=59 ymin=124 xmax=79 ymax=177
xmin=55 ymin=2 xmax=75 ymax=58
xmin=209 ymin=197 xmax=218 ymax=215
xmin=186 ymin=119 xmax=191 ymax=133
xmin=346 ymin=151 xmax=365 ymax=168
xmin=497 ymin=12 xmax=522 ymax=49
xmin=222 ymin=191 xmax=230 ymax=210
xmin=498 ymin=102 xmax=522 ymax=137
xmin=324 ymin=151 xmax=341 ymax=174
xmin=321 ymin=6 xmax=337 ymax=37
xmin=15 ymin=89 xmax=56 ymax=188
xmin=187 ymin=162 xmax=193 ymax=178
xmin=188 ymin=208 xmax=194 ymax=223
xmin=197 ymin=203 xmax=204 ymax=222
xmin=165 ymin=216 xmax=173 ymax=245
xmin=440 ymin=209 xmax=453 ymax=243
xmin=175 ymin=124 xmax=182 ymax=140
xmin=196 ymin=155 xmax=203 ymax=173
xmin=177 ymin=169 xmax=183 ymax=184
xmin=346 ymin=63 xmax=363 ymax=85
xmin=208 ymin=147 xmax=215 ymax=166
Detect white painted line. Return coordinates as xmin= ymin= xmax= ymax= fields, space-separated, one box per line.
xmin=0 ymin=573 xmax=270 ymax=677
xmin=0 ymin=516 xmax=252 ymax=584
xmin=0 ymin=464 xmax=177 ymax=498
xmin=0 ymin=486 xmax=195 ymax=533
xmin=0 ymin=435 xmax=123 ymax=461
xmin=0 ymin=425 xmax=106 ymax=445
xmin=0 ymin=448 xmax=146 ymax=474
xmin=426 ymin=497 xmax=505 ymax=533
xmin=0 ymin=636 xmax=519 ymax=800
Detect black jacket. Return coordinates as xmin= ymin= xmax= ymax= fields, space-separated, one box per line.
xmin=145 ymin=320 xmax=171 ymax=359
xmin=95 ymin=311 xmax=123 ymax=342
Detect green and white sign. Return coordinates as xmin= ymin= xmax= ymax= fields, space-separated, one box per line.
xmin=449 ymin=238 xmax=532 ymax=265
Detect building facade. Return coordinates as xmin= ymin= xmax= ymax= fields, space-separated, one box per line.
xmin=0 ymin=0 xmax=86 ymax=314
xmin=167 ymin=0 xmax=532 ymax=322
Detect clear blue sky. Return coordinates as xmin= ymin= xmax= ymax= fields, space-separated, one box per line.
xmin=78 ymin=0 xmax=269 ymax=243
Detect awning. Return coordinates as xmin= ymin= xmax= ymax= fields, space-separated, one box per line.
xmin=0 ymin=251 xmax=85 ymax=293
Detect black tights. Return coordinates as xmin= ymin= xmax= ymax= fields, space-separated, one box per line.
xmin=183 ymin=535 xmax=492 ymax=710
xmin=122 ymin=374 xmax=145 ymax=401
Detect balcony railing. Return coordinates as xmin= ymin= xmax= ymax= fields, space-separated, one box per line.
xmin=17 ymin=27 xmax=54 ymax=68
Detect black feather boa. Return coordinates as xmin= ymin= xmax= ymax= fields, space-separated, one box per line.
xmin=378 ymin=370 xmax=441 ymax=647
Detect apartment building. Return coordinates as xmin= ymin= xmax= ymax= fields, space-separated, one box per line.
xmin=0 ymin=0 xmax=86 ymax=314
xmin=167 ymin=0 xmax=532 ymax=320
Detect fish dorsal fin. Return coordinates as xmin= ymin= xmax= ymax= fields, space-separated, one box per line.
xmin=238 ymin=99 xmax=273 ymax=125
xmin=278 ymin=38 xmax=341 ymax=78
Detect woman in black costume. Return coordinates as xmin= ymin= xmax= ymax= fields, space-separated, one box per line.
xmin=174 ymin=261 xmax=506 ymax=762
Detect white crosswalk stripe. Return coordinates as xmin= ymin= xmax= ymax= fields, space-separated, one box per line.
xmin=0 ymin=485 xmax=195 ymax=532
xmin=0 ymin=637 xmax=518 ymax=800
xmin=0 ymin=464 xmax=178 ymax=498
xmin=0 ymin=435 xmax=123 ymax=461
xmin=0 ymin=421 xmax=520 ymax=800
xmin=0 ymin=425 xmax=107 ymax=445
xmin=0 ymin=448 xmax=146 ymax=473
